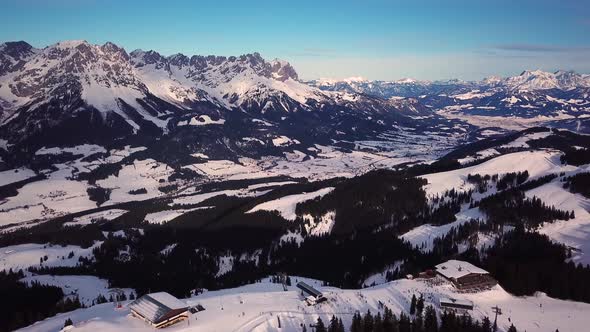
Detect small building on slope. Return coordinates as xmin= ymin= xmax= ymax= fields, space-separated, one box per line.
xmin=435 ymin=260 xmax=497 ymax=291
xmin=129 ymin=292 xmax=189 ymax=328
xmin=439 ymin=297 xmax=474 ymax=314
xmin=296 ymin=281 xmax=326 ymax=305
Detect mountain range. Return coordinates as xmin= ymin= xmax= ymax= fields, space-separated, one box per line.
xmin=2 ymin=40 xmax=590 ymax=332
xmin=310 ymin=69 xmax=590 ymax=96
xmin=1 ymin=40 xmax=590 ymax=167
xmin=0 ymin=40 xmax=433 ymax=163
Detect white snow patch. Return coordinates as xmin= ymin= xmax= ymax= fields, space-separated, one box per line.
xmin=35 ymin=144 xmax=107 ymax=156
xmin=304 ymin=211 xmax=336 ymax=236
xmin=0 ymin=242 xmax=102 ymax=272
xmin=144 ymin=207 xmax=211 ymax=224
xmin=64 ymin=209 xmax=128 ymax=227
xmin=178 ymin=115 xmax=225 ymax=126
xmin=247 ymin=187 xmax=334 ymax=221
xmin=272 ymin=136 xmax=299 ymax=147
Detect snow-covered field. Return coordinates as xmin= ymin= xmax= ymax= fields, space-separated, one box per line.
xmin=0 ymin=242 xmax=102 ymax=272
xmin=20 ymin=275 xmax=134 ymax=306
xmin=0 ymin=127 xmax=459 ymax=230
xmin=247 ymin=187 xmax=334 ymax=221
xmin=63 ymin=209 xmax=128 ymax=227
xmin=0 ymin=167 xmax=37 ymax=186
xmin=421 ymin=150 xmax=573 ymax=198
xmin=0 ymin=175 xmax=97 ymax=226
xmin=0 ymin=144 xmax=148 ymax=229
xmin=96 ymin=158 xmax=175 ymax=204
xmin=144 ymin=207 xmax=212 ymax=224
xmin=18 ymin=276 xmax=590 ymax=332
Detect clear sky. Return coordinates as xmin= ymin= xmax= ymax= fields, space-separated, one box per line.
xmin=1 ymin=0 xmax=589 ymax=80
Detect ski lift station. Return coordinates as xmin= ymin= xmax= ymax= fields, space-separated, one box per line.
xmin=296 ymin=281 xmax=326 ymax=305
xmin=439 ymin=296 xmax=474 ymax=314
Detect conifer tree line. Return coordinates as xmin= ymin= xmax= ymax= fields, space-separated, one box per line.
xmin=474 ymin=188 xmax=573 ymax=229
xmin=467 ymin=171 xmax=529 ymax=193
xmin=476 ymin=227 xmax=590 ymax=302
xmin=307 ymin=305 xmax=510 ymax=332
xmin=0 ymin=269 xmax=83 ymax=332
xmin=562 ymin=172 xmax=590 ymax=198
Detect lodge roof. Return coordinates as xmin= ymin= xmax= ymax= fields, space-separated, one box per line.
xmin=129 ymin=292 xmax=188 ymax=324
xmin=435 ymin=260 xmax=489 ymax=280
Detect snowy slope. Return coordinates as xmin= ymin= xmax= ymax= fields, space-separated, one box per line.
xmin=247 ymin=187 xmax=334 ymax=221
xmin=421 ymin=150 xmax=573 ymax=197
xmin=0 ymin=242 xmax=102 ymax=272
xmin=527 ymin=180 xmax=590 ymax=265
xmin=401 ymin=207 xmax=484 ymax=252
xmin=20 ymin=275 xmax=134 ymax=306
xmin=17 ymin=276 xmax=590 ymax=332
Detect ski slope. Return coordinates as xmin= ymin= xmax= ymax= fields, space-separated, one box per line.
xmin=17 ymin=276 xmax=590 ymax=332
xmin=527 ymin=180 xmax=590 ymax=265
xmin=421 ymin=150 xmax=574 ymax=198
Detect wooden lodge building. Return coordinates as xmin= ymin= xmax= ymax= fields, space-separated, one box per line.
xmin=129 ymin=292 xmax=189 ymax=329
xmin=435 ymin=260 xmax=497 ymax=291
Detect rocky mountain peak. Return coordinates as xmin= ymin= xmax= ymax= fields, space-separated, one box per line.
xmin=271 ymin=59 xmax=298 ymax=81
xmin=0 ymin=41 xmax=35 ymax=58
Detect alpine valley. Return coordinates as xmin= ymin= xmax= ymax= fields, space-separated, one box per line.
xmin=2 ymin=40 xmax=590 ymax=332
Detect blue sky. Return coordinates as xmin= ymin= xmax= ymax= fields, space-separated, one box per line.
xmin=1 ymin=0 xmax=589 ymax=80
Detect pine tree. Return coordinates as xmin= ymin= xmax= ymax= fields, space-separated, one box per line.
xmin=64 ymin=318 xmax=73 ymax=327
xmin=329 ymin=315 xmax=339 ymax=332
xmin=410 ymin=294 xmax=417 ymax=315
xmin=482 ymin=316 xmax=492 ymax=332
xmin=412 ymin=316 xmax=424 ymax=332
xmin=316 ymin=317 xmax=327 ymax=332
xmin=302 ymin=324 xmax=307 ymax=332
xmin=423 ymin=306 xmax=437 ymax=332
xmin=382 ymin=307 xmax=396 ymax=332
xmin=416 ymin=294 xmax=425 ymax=316
xmin=374 ymin=312 xmax=384 ymax=332
xmin=507 ymin=324 xmax=517 ymax=332
xmin=399 ymin=312 xmax=411 ymax=332
xmin=351 ymin=312 xmax=363 ymax=332
xmin=363 ymin=310 xmax=374 ymax=332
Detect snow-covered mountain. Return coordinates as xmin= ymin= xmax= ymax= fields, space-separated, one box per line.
xmin=503 ymin=70 xmax=590 ymax=91
xmin=311 ymin=70 xmax=590 ymax=97
xmin=311 ymin=70 xmax=590 ymax=132
xmin=0 ymin=40 xmax=443 ymax=161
